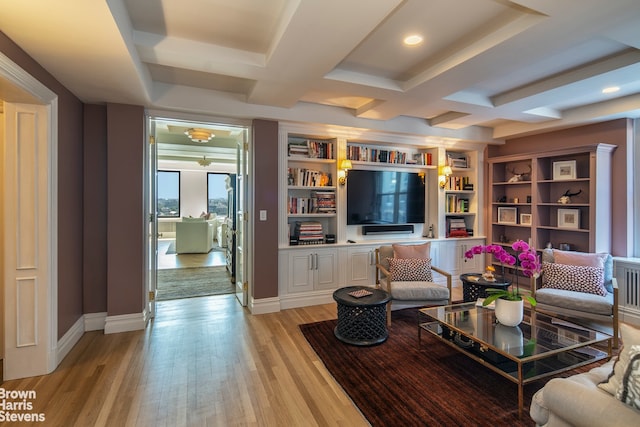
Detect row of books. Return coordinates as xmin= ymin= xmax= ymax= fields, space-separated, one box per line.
xmin=288 ymin=140 xmax=334 ymax=159
xmin=288 ymin=191 xmax=336 ymax=214
xmin=347 ymin=146 xmax=407 ymax=164
xmin=292 ymin=221 xmax=324 ymax=245
xmin=445 ymin=176 xmax=473 ymax=191
xmin=446 ymin=152 xmax=469 ymax=168
xmin=446 ymin=195 xmax=470 ymax=213
xmin=288 ymin=168 xmax=332 ymax=187
xmin=446 ymin=216 xmax=469 ymax=238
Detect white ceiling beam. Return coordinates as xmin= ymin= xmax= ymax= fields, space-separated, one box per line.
xmin=247 ymin=0 xmax=402 ymax=107
xmin=492 ymin=49 xmax=640 ymax=106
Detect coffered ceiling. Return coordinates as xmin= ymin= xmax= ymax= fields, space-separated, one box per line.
xmin=1 ymin=0 xmax=640 ymax=144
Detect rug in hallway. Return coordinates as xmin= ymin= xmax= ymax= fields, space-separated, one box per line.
xmin=156 ymin=266 xmax=234 ymax=300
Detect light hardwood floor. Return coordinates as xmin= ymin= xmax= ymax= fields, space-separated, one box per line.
xmin=157 ymin=239 xmax=226 ymax=270
xmin=1 ymin=295 xmax=373 ymax=426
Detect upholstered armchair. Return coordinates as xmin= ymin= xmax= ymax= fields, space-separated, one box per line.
xmin=532 ymin=249 xmax=619 ymax=348
xmin=375 ymin=243 xmax=452 ymax=326
xmin=175 ymin=218 xmax=215 ymax=254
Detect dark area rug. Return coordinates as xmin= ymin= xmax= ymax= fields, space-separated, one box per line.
xmin=300 ymin=308 xmax=606 ymax=426
xmin=157 ymin=266 xmax=234 ymax=300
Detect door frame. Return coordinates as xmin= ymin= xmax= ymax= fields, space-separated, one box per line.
xmin=0 ymin=52 xmax=58 ymax=379
xmin=145 ymin=110 xmax=252 ymax=311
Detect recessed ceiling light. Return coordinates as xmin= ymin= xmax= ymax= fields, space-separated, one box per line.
xmin=403 ymin=34 xmax=423 ymax=46
xmin=602 ymin=86 xmax=620 ymax=94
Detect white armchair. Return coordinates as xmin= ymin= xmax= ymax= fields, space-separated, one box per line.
xmin=175 ymin=218 xmax=215 ymax=254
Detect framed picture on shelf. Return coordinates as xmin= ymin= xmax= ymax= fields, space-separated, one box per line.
xmin=498 ymin=207 xmax=517 ymax=224
xmin=553 ymin=160 xmax=577 ymax=180
xmin=520 ymin=213 xmax=532 ymax=225
xmin=558 ymin=208 xmax=580 ymax=229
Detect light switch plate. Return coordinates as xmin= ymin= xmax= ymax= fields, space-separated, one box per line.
xmin=259 ymin=210 xmax=267 ymax=221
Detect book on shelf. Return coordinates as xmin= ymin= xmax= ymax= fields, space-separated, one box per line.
xmin=292 ymin=221 xmax=325 ymax=245
xmin=446 ymin=151 xmax=469 ymax=168
xmin=446 ymin=216 xmax=469 ymax=238
xmin=310 ymin=190 xmax=336 ymax=213
xmin=446 ymin=195 xmax=469 ymax=213
xmin=288 ymin=140 xmax=334 ymax=159
xmin=347 ymin=145 xmax=413 ymax=164
xmin=447 ymin=175 xmax=471 ymax=191
xmin=287 ymin=167 xmax=332 ymax=186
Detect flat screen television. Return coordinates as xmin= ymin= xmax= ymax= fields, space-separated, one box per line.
xmin=346 ymin=169 xmax=425 ymax=225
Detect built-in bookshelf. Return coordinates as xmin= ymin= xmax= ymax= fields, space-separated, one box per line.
xmin=487 ymin=144 xmax=615 ymax=255
xmin=441 ymin=149 xmax=479 ymax=239
xmin=285 ymin=135 xmax=337 ymax=246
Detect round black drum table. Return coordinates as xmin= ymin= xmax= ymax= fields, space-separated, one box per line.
xmin=333 ymin=286 xmax=391 ymax=346
xmin=460 ymin=273 xmax=511 ymax=302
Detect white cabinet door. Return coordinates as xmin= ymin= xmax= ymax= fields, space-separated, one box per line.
xmin=314 ymin=248 xmax=339 ymax=290
xmin=287 ymin=250 xmax=314 ymax=293
xmin=287 ymin=248 xmax=339 ymax=292
xmin=432 ymin=239 xmax=485 ymax=286
xmin=346 ymin=246 xmax=376 ymax=286
xmin=458 ymin=239 xmax=484 ymax=274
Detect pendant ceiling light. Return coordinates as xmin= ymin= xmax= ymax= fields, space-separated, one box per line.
xmin=197 ymin=156 xmax=212 ymax=167
xmin=185 ymin=128 xmax=214 ymax=143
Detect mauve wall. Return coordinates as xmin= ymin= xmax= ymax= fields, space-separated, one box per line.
xmin=488 ymin=119 xmax=630 ymax=257
xmin=252 ymin=119 xmax=279 ymax=299
xmin=0 ymin=31 xmax=84 ymax=339
xmin=106 ymin=104 xmax=145 ymax=315
xmin=83 ymin=105 xmax=108 ymax=313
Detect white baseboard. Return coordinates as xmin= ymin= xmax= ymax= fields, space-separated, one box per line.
xmin=84 ymin=312 xmax=107 ymax=331
xmin=249 ymin=297 xmax=281 ymax=314
xmin=57 ymin=316 xmax=84 ymax=366
xmin=104 ymin=312 xmax=146 ymax=334
xmin=279 ymin=290 xmax=334 ymax=310
xmin=621 ymin=307 xmax=640 ymax=327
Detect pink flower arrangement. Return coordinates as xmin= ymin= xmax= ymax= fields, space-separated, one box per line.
xmin=464 ymin=240 xmax=541 ymax=304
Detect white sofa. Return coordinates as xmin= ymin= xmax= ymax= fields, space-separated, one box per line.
xmin=175 ymin=218 xmax=215 ymax=254
xmin=530 ymin=359 xmax=640 ymax=426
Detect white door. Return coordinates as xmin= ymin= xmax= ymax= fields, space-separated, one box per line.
xmin=145 ymin=119 xmax=158 ymax=319
xmin=3 ymin=102 xmax=55 ymax=380
xmin=235 ymin=131 xmax=248 ymax=306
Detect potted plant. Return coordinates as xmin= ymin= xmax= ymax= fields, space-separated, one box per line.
xmin=464 ymin=240 xmax=541 ymax=326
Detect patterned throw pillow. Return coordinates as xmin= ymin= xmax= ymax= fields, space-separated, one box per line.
xmin=387 ymin=257 xmax=433 ymax=282
xmin=541 ymin=262 xmax=606 ymax=296
xmin=600 ymin=324 xmax=640 ymax=397
xmin=615 ymin=345 xmax=640 ymax=410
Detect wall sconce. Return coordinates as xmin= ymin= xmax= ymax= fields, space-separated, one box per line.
xmin=338 ymin=159 xmax=353 ymax=185
xmin=438 ymin=165 xmax=452 ymax=189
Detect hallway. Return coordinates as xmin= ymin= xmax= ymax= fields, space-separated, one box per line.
xmin=0 ymin=295 xmax=366 ymax=426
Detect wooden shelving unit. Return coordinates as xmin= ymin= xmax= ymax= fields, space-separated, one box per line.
xmin=487 ymin=144 xmax=616 ymax=255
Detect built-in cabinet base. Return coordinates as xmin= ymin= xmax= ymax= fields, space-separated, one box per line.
xmin=278 ymin=237 xmax=485 ymax=310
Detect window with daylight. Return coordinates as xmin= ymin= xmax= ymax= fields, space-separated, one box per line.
xmin=157 ymin=170 xmax=180 ymax=218
xmin=207 ymin=173 xmax=230 ymax=216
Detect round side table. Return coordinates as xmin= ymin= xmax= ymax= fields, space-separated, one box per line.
xmin=460 ymin=273 xmax=511 ymax=302
xmin=333 ymin=286 xmax=391 ymax=346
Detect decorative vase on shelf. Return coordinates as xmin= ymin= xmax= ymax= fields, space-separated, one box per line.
xmin=494 ymin=298 xmax=523 ymax=327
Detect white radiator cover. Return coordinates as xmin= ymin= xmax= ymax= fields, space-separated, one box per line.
xmin=614 ymin=258 xmax=640 ymax=326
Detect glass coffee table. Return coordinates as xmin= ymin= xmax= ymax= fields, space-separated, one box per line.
xmin=419 ymin=302 xmax=612 ymax=418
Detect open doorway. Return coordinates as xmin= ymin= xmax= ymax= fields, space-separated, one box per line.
xmin=150 ymin=118 xmax=245 ymax=302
